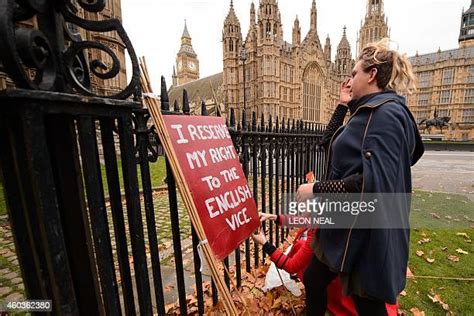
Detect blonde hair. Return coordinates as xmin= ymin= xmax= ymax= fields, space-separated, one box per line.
xmin=358 ymin=38 xmax=417 ymax=95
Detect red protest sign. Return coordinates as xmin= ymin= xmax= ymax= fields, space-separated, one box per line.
xmin=162 ymin=115 xmax=259 ymax=260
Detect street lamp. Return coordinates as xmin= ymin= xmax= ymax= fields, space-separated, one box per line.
xmin=240 ymin=46 xmax=247 ymax=116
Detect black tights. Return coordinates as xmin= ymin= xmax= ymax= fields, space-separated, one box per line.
xmin=303 ymin=255 xmax=388 ymax=316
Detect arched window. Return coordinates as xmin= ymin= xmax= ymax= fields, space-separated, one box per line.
xmin=302 ymin=63 xmax=323 ymax=122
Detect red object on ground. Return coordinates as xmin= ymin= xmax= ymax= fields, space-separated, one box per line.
xmin=162 ymin=115 xmax=259 ymax=260
xmin=269 ymin=227 xmax=399 ymax=316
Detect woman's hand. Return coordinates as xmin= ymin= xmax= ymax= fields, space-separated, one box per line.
xmin=251 ymin=229 xmax=267 ymax=245
xmin=259 ymin=212 xmax=277 ymax=223
xmin=339 ymin=78 xmax=352 ymax=105
xmin=296 ymin=183 xmax=315 ymax=202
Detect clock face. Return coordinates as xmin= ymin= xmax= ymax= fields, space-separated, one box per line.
xmin=188 ymin=61 xmax=195 ymax=70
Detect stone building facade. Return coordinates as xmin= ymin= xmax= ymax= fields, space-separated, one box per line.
xmin=407 ymin=1 xmax=474 ymax=141
xmin=221 ymin=0 xmax=356 ymax=124
xmin=0 ymin=0 xmax=127 ymax=96
xmin=170 ymin=0 xmax=364 ymax=124
xmin=357 ymin=0 xmax=390 ymax=55
xmin=168 ymin=0 xmax=472 ymax=141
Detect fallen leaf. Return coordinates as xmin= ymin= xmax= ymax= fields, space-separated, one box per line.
xmin=416 ymin=250 xmax=424 ymax=257
xmin=448 ymin=255 xmax=460 ymax=262
xmin=430 ymin=213 xmax=441 ymax=219
xmin=400 ymin=290 xmax=407 ymax=296
xmin=456 ymin=232 xmax=470 ymax=239
xmin=444 ymin=215 xmax=452 ymax=220
xmin=456 ymin=248 xmax=469 ymax=255
xmin=428 ymin=293 xmax=450 ymax=312
xmin=271 ymin=297 xmax=282 ymax=309
xmin=441 ymin=247 xmax=448 ymax=251
xmin=428 ymin=293 xmax=440 ymax=303
xmin=165 ymin=284 xmax=175 ymax=291
xmin=443 ymin=302 xmax=450 ymax=311
xmin=410 ymin=307 xmax=425 ymax=316
xmin=417 ymin=238 xmax=431 ymax=245
xmin=426 ymin=257 xmax=435 ymax=263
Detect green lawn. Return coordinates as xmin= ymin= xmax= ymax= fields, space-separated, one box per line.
xmin=100 ymin=157 xmax=167 ymax=195
xmin=399 ymin=190 xmax=474 ymax=315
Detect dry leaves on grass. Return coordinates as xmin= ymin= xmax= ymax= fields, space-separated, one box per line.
xmin=430 ymin=213 xmax=441 ymax=219
xmin=409 ymin=307 xmax=426 ymax=316
xmin=456 ymin=248 xmax=469 ymax=255
xmin=456 ymin=232 xmax=472 ymax=243
xmin=447 ymin=255 xmax=459 ymax=262
xmin=428 ymin=290 xmax=450 ymax=312
xmin=456 ymin=232 xmax=470 ymax=239
xmin=425 ymin=257 xmax=435 ymax=264
xmin=416 ymin=250 xmax=424 ymax=257
xmin=417 ymin=238 xmax=431 ymax=245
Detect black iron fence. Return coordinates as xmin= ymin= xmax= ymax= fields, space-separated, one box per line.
xmin=0 ymin=79 xmax=326 ymax=315
xmin=0 ymin=1 xmax=326 ymax=314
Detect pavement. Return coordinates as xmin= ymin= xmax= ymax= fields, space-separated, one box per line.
xmin=412 ymin=151 xmax=474 ymax=200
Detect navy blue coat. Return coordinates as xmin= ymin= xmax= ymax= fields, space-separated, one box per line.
xmin=319 ymin=91 xmax=424 ymax=304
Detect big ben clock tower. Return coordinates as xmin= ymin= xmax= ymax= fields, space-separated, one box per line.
xmin=176 ymin=20 xmax=200 ymax=85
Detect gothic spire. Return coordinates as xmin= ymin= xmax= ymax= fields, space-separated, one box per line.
xmin=179 ymin=20 xmax=196 ymax=56
xmin=224 ymin=0 xmax=240 ymax=25
xmin=250 ymin=2 xmax=256 ymax=25
xmin=182 ymin=19 xmax=191 ymax=38
xmin=338 ymin=26 xmax=350 ymax=50
xmin=310 ymin=0 xmax=317 ymax=31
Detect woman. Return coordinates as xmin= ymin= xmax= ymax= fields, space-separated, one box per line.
xmin=296 ymin=38 xmax=424 ymax=315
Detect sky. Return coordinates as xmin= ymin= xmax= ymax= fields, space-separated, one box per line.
xmin=122 ymin=0 xmax=469 ymax=90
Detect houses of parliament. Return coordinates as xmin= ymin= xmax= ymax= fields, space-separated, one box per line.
xmin=169 ymin=0 xmax=474 ymax=141
xmin=1 ymin=0 xmax=472 ymax=140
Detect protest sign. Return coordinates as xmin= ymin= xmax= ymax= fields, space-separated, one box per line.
xmin=142 ymin=60 xmax=242 ymax=314
xmin=162 ymin=115 xmax=259 ymax=260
